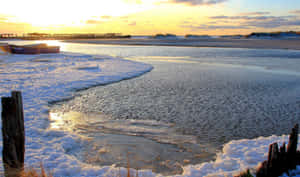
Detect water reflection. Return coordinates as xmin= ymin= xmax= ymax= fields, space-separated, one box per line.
xmin=49 ymin=111 xmax=82 ymax=130
xmin=35 ymin=40 xmax=66 ymax=51
xmin=49 ymin=111 xmax=216 ymax=175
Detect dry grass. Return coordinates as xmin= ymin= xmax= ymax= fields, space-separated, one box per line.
xmin=1 ymin=163 xmax=53 ymax=177
xmin=21 ymin=163 xmax=53 ymax=177
xmin=2 ymin=159 xmax=139 ymax=177
xmin=235 ymin=169 xmax=254 ymax=177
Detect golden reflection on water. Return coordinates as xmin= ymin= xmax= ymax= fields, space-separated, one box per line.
xmin=49 ymin=112 xmax=61 ymax=129
xmin=34 ymin=40 xmax=66 ymax=51
xmin=49 ymin=111 xmax=82 ymax=130
xmin=48 ymin=110 xmax=216 ymax=175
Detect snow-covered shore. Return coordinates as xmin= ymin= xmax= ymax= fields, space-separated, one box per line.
xmin=0 ymin=52 xmax=154 ymax=176
xmin=0 ymin=52 xmax=299 ymax=176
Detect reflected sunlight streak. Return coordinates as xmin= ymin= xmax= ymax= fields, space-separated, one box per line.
xmin=34 ymin=40 xmax=66 ymax=51
xmin=49 ymin=112 xmax=63 ymax=129
xmin=49 ymin=111 xmax=83 ymax=130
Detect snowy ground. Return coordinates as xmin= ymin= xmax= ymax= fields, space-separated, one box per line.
xmin=0 ymin=52 xmax=299 ymax=176
xmin=0 ymin=52 xmax=154 ymax=176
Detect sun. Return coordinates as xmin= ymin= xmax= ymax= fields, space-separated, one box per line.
xmin=1 ymin=0 xmax=152 ymax=27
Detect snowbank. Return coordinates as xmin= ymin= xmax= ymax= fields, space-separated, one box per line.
xmin=0 ymin=52 xmax=153 ymax=176
xmin=179 ymin=135 xmax=300 ymax=177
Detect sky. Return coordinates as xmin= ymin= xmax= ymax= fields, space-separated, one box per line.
xmin=0 ymin=0 xmax=300 ymax=35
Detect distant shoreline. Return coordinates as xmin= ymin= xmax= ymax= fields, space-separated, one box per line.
xmin=63 ymin=38 xmax=300 ymax=51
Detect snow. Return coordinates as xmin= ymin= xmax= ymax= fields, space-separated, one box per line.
xmin=0 ymin=52 xmax=153 ymax=176
xmin=0 ymin=52 xmax=299 ymax=176
xmin=178 ymin=135 xmax=299 ymax=177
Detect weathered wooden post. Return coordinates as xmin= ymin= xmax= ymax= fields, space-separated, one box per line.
xmin=1 ymin=91 xmax=25 ymax=176
xmin=256 ymin=124 xmax=299 ymax=177
xmin=287 ymin=124 xmax=299 ymax=169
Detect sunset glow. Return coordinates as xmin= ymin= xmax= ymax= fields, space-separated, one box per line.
xmin=1 ymin=0 xmax=300 ymax=35
xmin=1 ymin=0 xmax=152 ymax=26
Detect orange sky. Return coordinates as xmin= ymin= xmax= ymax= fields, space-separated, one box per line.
xmin=1 ymin=0 xmax=300 ymax=35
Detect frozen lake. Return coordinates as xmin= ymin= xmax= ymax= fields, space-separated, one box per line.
xmin=53 ymin=42 xmax=300 ymax=174
xmin=1 ymin=40 xmax=300 ymax=176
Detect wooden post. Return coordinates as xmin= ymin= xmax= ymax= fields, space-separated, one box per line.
xmin=1 ymin=91 xmax=25 ymax=176
xmin=256 ymin=124 xmax=300 ymax=177
xmin=287 ymin=124 xmax=298 ymax=169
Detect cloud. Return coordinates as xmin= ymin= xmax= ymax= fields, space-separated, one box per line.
xmin=85 ymin=20 xmax=102 ymax=25
xmin=181 ymin=14 xmax=300 ymax=31
xmin=209 ymin=15 xmax=294 ymax=21
xmin=122 ymin=0 xmax=227 ymax=6
xmin=0 ymin=20 xmax=32 ymax=33
xmin=120 ymin=16 xmax=129 ymax=19
xmin=246 ymin=19 xmax=300 ymax=28
xmin=181 ymin=24 xmax=249 ymax=30
xmin=0 ymin=17 xmax=7 ymax=21
xmin=239 ymin=12 xmax=270 ymax=16
xmin=123 ymin=0 xmax=142 ymax=4
xmin=163 ymin=0 xmax=227 ymax=6
xmin=0 ymin=15 xmax=9 ymax=22
xmin=128 ymin=21 xmax=137 ymax=26
xmin=86 ymin=16 xmax=112 ymax=24
xmin=290 ymin=10 xmax=300 ymax=14
xmin=101 ymin=16 xmax=111 ymax=19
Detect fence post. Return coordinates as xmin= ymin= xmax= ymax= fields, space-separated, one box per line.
xmin=1 ymin=91 xmax=25 ymax=176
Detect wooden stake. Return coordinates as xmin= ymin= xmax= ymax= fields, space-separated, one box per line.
xmin=256 ymin=124 xmax=300 ymax=177
xmin=1 ymin=91 xmax=25 ymax=176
